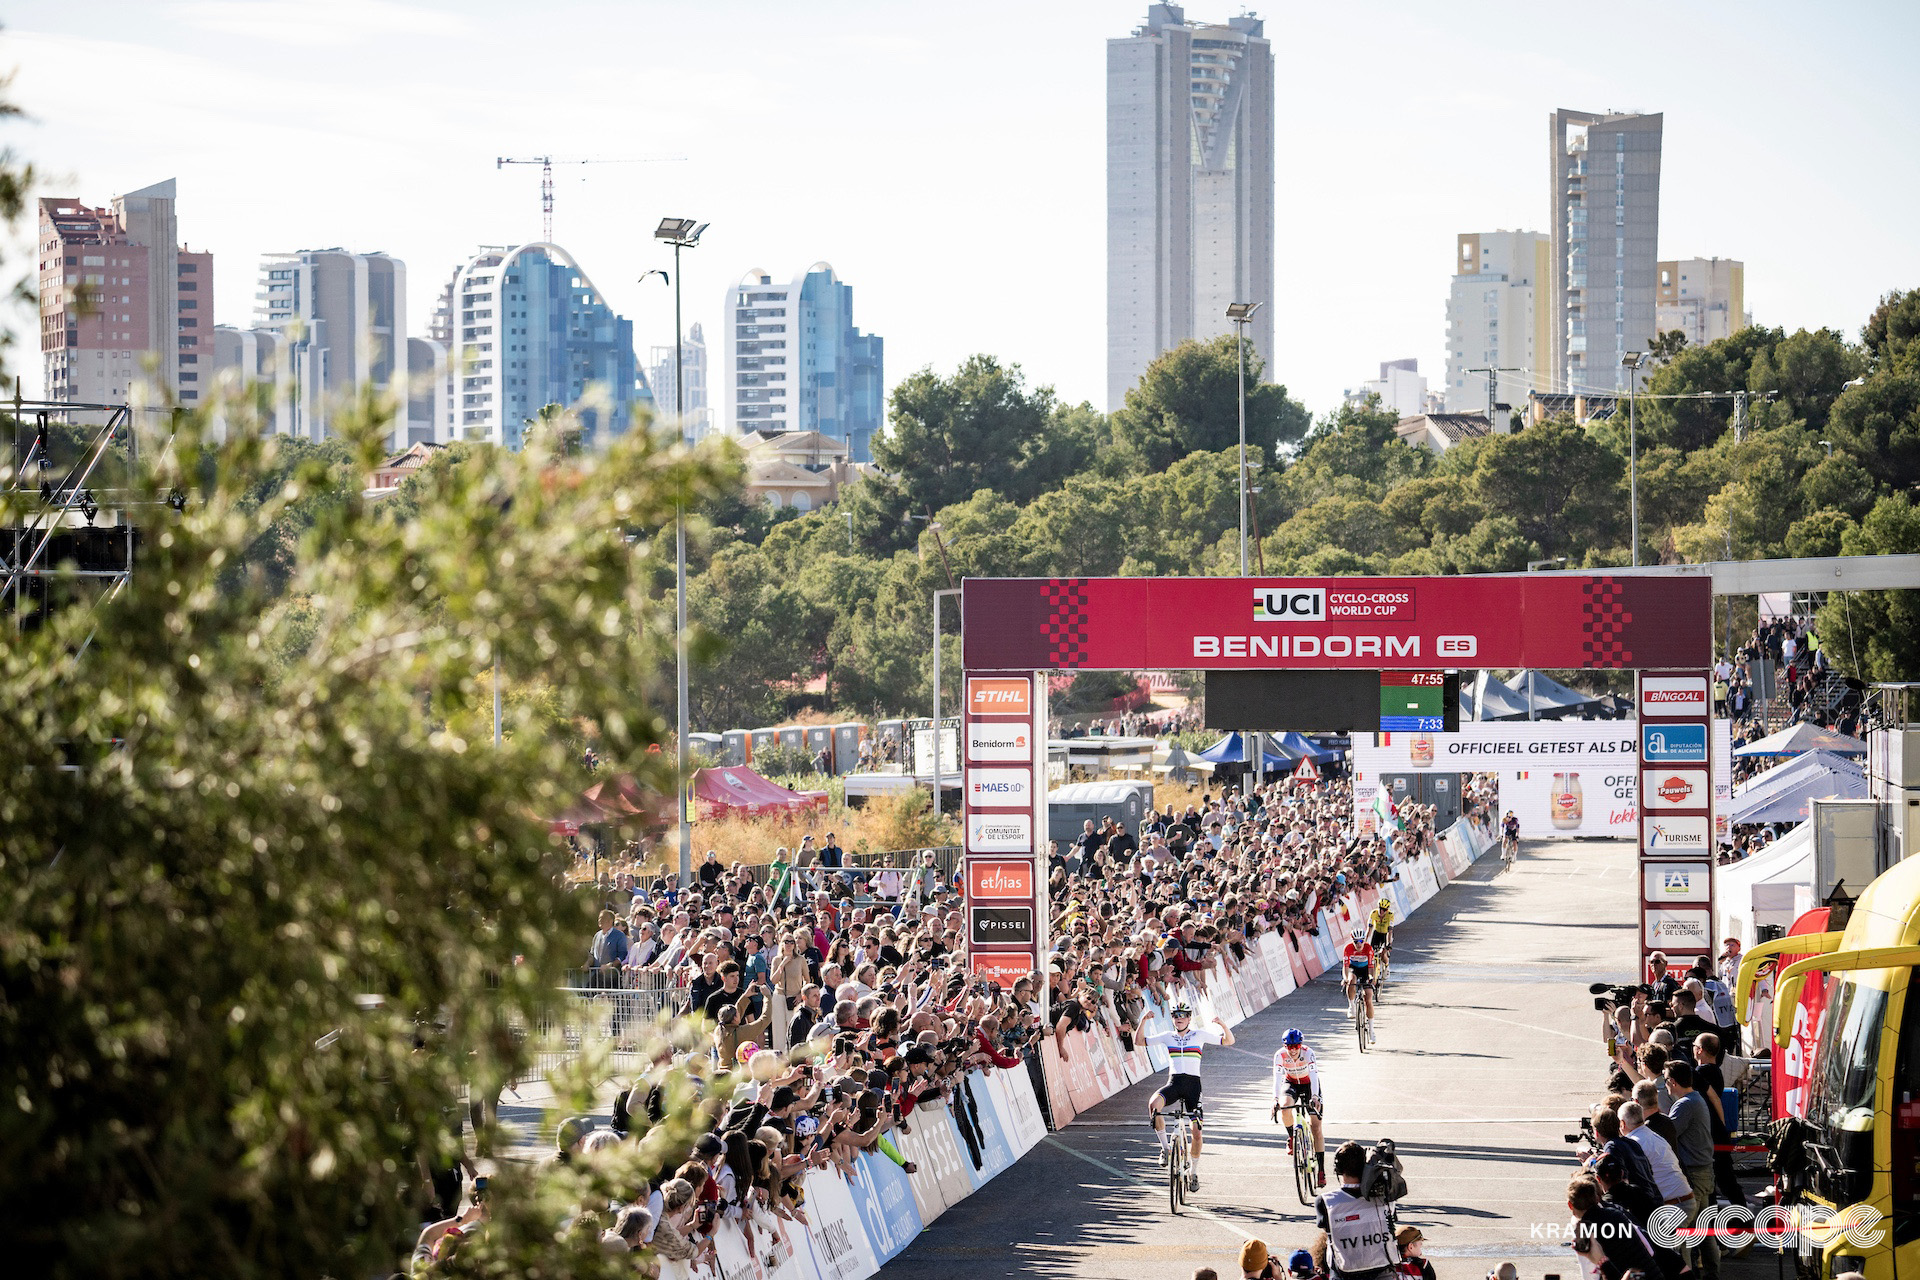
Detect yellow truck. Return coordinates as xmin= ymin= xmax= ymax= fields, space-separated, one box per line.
xmin=1736 ymin=854 xmax=1920 ymax=1280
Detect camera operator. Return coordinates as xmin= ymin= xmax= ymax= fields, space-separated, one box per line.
xmin=1567 ymin=1173 xmax=1662 ymax=1280
xmin=1313 ymin=1141 xmax=1401 ymax=1280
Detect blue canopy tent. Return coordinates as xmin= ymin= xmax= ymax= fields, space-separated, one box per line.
xmin=1461 ymin=673 xmax=1533 ymax=720
xmin=1506 ymin=670 xmax=1607 ymax=718
xmin=1732 ymin=722 xmax=1868 ymax=757
xmin=1734 ymin=749 xmax=1864 ymax=798
xmin=1270 ymin=730 xmax=1342 ymax=763
xmin=1194 ymin=733 xmax=1291 ymax=769
xmin=1727 ymin=756 xmax=1868 ymax=825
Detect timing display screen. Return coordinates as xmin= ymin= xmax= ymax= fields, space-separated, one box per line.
xmin=1379 ymin=672 xmax=1448 ymax=731
xmin=1205 ymin=671 xmax=1458 ymax=733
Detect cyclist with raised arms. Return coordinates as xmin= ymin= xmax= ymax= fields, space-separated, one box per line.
xmin=1271 ymin=1027 xmax=1327 ymax=1188
xmin=1342 ymin=929 xmax=1378 ymax=1046
xmin=1145 ymin=1002 xmax=1234 ymax=1190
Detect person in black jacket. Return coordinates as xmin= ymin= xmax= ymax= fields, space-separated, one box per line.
xmin=1568 ymin=1174 xmax=1662 ymax=1280
xmin=1593 ymin=1155 xmax=1686 ymax=1279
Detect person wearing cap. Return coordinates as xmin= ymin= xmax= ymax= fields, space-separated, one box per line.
xmin=1241 ymin=1238 xmax=1278 ymax=1279
xmin=1391 ymin=1228 xmax=1434 ymax=1280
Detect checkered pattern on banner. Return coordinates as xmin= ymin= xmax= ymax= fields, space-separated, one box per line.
xmin=1043 ymin=578 xmax=1090 ymax=668
xmin=1580 ymin=576 xmax=1633 ymax=667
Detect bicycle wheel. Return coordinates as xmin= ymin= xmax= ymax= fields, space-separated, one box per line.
xmin=1293 ymin=1125 xmax=1314 ymax=1205
xmin=1356 ymin=996 xmax=1369 ymax=1054
xmin=1169 ymin=1121 xmax=1183 ymax=1212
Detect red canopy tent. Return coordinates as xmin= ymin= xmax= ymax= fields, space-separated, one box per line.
xmin=690 ymin=766 xmax=829 ymax=821
xmin=550 ymin=773 xmax=670 ymax=836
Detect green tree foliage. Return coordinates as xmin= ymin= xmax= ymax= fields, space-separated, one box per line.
xmin=845 ymin=355 xmax=1095 ymax=551
xmin=1111 ymin=334 xmax=1312 ymax=472
xmin=0 ymin=387 xmax=728 ymax=1278
xmin=1817 ymin=495 xmax=1920 ymax=680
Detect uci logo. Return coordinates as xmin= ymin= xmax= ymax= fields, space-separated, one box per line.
xmin=1254 ymin=587 xmax=1325 ymax=621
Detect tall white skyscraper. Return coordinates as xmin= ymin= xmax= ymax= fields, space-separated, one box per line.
xmin=1548 ymin=109 xmax=1662 ymax=393
xmin=718 ymin=264 xmax=883 ymax=462
xmin=1444 ymin=230 xmax=1549 ymax=415
xmin=255 ymin=248 xmax=407 ymax=441
xmin=1107 ymin=4 xmax=1273 ymax=412
xmin=649 ymin=322 xmax=710 ymax=440
xmin=1657 ymin=257 xmax=1747 ymax=347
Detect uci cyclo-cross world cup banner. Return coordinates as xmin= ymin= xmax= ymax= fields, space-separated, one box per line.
xmin=961 ymin=575 xmax=1711 ymax=672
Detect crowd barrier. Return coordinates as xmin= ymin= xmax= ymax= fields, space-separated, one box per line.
xmin=654 ymin=817 xmax=1497 ymax=1279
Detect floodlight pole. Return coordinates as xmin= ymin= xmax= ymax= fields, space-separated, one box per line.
xmin=656 ymin=218 xmax=705 ymax=888
xmin=1227 ymin=302 xmax=1261 ymax=577
xmin=1625 ymin=351 xmax=1647 ymax=567
xmin=932 ymin=588 xmax=962 ymax=819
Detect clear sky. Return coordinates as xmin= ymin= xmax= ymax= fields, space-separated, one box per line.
xmin=6 ymin=0 xmax=1917 ymax=418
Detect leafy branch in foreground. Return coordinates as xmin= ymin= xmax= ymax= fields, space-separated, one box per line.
xmin=0 ymin=383 xmax=732 ymax=1278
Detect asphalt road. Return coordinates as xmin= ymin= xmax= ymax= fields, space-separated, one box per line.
xmin=883 ymin=837 xmax=1643 ymax=1280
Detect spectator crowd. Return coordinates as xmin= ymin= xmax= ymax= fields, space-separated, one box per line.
xmin=414 ymin=765 xmax=1486 ymax=1275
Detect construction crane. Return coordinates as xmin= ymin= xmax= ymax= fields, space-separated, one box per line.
xmin=494 ymin=155 xmax=685 ymax=242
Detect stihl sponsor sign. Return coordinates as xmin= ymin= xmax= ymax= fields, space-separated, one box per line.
xmin=964 ymin=575 xmax=1711 ymax=671
xmin=966 ymin=677 xmax=1031 ymax=716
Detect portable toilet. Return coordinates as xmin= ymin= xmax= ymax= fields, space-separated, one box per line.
xmin=1047 ymin=780 xmax=1156 ymax=846
xmin=876 ymin=719 xmax=906 ymax=765
xmin=831 ymin=722 xmax=866 ymax=774
xmin=804 ymin=725 xmax=833 ymax=769
xmin=719 ymin=729 xmax=750 ymax=767
xmin=750 ymin=727 xmax=780 ymax=758
xmin=778 ymin=725 xmax=807 ymax=753
xmin=688 ymin=732 xmax=723 ymax=764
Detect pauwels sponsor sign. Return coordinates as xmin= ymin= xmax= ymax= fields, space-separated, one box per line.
xmin=1636 ymin=669 xmax=1714 ymax=976
xmin=961 ymin=670 xmax=1046 ymax=986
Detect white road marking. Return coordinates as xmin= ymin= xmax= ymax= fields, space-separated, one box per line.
xmin=1038 ymin=1135 xmax=1292 ymax=1239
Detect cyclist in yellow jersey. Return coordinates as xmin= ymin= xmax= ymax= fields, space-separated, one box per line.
xmin=1367 ymin=898 xmax=1394 ymax=953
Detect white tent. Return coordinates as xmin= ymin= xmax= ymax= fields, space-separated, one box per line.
xmin=1717 ymin=823 xmax=1815 ymax=948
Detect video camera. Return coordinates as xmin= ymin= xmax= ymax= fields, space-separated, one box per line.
xmin=1360 ymin=1138 xmax=1408 ymax=1202
xmin=1588 ymin=981 xmax=1650 ymax=1012
xmin=1563 ymin=1115 xmax=1595 ymax=1146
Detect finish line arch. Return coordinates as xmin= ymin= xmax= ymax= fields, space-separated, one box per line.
xmin=956 ymin=574 xmax=1718 ymax=990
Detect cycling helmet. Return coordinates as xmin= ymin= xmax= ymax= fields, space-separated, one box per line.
xmin=1170 ymin=1003 xmax=1194 ymax=1017
xmin=1351 ymin=928 xmax=1365 ymax=944
xmin=1284 ymin=1028 xmax=1304 ymax=1047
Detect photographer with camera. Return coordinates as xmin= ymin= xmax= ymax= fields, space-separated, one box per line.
xmin=1312 ymin=1140 xmax=1405 ymax=1280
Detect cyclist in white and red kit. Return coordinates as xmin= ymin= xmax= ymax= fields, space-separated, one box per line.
xmin=1270 ymin=1027 xmax=1327 ymax=1187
